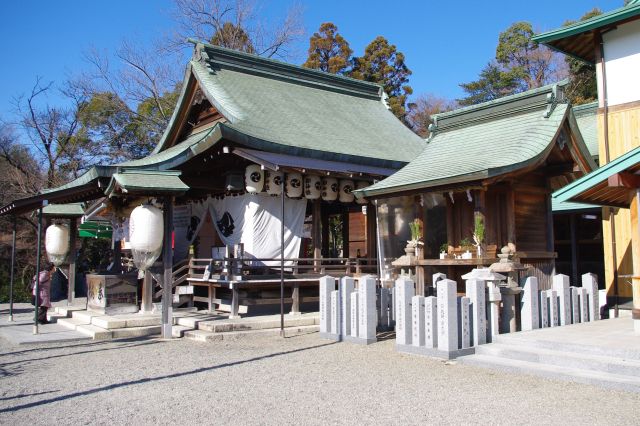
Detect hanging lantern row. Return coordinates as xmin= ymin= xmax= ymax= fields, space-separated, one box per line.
xmin=129 ymin=204 xmax=164 ymax=271
xmin=245 ymin=165 xmax=369 ymax=204
xmin=45 ymin=224 xmax=70 ymax=266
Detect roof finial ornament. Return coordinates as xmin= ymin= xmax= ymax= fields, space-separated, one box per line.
xmin=543 ymin=84 xmax=558 ymax=118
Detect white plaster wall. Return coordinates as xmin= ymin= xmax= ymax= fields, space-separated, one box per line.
xmin=603 ymin=19 xmax=640 ymax=106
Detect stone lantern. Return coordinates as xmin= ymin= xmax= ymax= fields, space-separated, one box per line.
xmin=461 ymin=267 xmax=506 ymax=342
xmin=489 ymin=246 xmax=530 ymax=333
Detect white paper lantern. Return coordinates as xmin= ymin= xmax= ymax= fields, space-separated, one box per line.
xmin=286 ymin=172 xmax=303 ymax=198
xmin=245 ymin=164 xmax=264 ymax=193
xmin=339 ymin=180 xmax=355 ymax=203
xmin=265 ymin=170 xmax=284 ymax=196
xmin=321 ymin=177 xmax=338 ymax=201
xmin=45 ymin=224 xmax=70 ymax=266
xmin=304 ymin=175 xmax=321 ymax=199
xmin=129 ymin=205 xmax=164 ymax=270
xmin=355 ymin=181 xmax=369 ymax=205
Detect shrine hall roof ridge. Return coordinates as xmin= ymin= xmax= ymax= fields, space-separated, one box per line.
xmin=150 ymin=41 xmax=427 ymax=168
xmin=189 ymin=39 xmax=384 ymax=98
xmin=356 ymin=82 xmax=596 ymax=198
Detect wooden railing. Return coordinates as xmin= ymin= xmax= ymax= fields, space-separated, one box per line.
xmin=153 ymin=258 xmax=190 ymax=299
xmin=187 ymin=257 xmax=378 ymax=281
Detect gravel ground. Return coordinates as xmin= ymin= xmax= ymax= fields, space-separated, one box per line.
xmin=0 ymin=331 xmax=639 ymax=425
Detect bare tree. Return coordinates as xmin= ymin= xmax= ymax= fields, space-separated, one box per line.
xmin=10 ymin=78 xmax=95 ymax=188
xmin=407 ymin=94 xmax=457 ymax=138
xmin=169 ymin=0 xmax=304 ymax=59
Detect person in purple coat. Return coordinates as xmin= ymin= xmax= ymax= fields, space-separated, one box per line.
xmin=32 ymin=263 xmax=54 ymax=324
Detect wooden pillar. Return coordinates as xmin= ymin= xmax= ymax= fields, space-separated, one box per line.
xmin=569 ymin=214 xmax=579 ymax=286
xmin=313 ymin=199 xmax=322 ymax=270
xmin=446 ymin=196 xmax=455 ymax=252
xmin=290 ymin=283 xmax=300 ymax=315
xmin=141 ymin=270 xmax=154 ymax=313
xmin=342 ymin=212 xmax=349 ymax=259
xmin=161 ymin=196 xmax=174 ymax=339
xmin=416 ymin=195 xmax=425 ymax=295
xmin=545 ymin=194 xmax=555 ymax=253
xmin=321 ymin=205 xmax=330 ymax=257
xmin=474 ymin=189 xmax=486 ymax=260
xmin=632 ymin=190 xmax=640 ymax=331
xmin=8 ymin=216 xmax=17 ymax=321
xmin=112 ymin=240 xmax=122 ymax=274
xmin=67 ymin=218 xmax=77 ymax=305
xmin=506 ymin=187 xmax=516 ymax=252
xmin=230 ymin=283 xmax=240 ymax=319
xmin=34 ymin=206 xmax=43 ymax=335
xmin=366 ymin=203 xmax=377 ymax=262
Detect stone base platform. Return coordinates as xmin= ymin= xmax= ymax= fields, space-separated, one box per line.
xmin=396 ymin=344 xmax=475 ymax=360
xmin=458 ymin=317 xmax=640 ymax=392
xmin=182 ymin=312 xmax=320 ymax=342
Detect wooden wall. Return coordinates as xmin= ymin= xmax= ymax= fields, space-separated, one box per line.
xmin=598 ymin=104 xmax=640 ymax=298
xmin=348 ymin=211 xmax=367 ymax=258
xmin=514 ymin=191 xmax=549 ymax=252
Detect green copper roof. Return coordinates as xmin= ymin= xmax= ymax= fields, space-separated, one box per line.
xmin=357 ymin=83 xmax=595 ymax=198
xmin=117 ymin=126 xmax=219 ymax=169
xmin=572 ymin=102 xmax=598 ymax=159
xmin=105 ymin=170 xmax=189 ymax=196
xmin=551 ymin=198 xmax=599 ymax=212
xmin=167 ymin=42 xmax=426 ymax=169
xmin=552 ymin=145 xmax=640 ymax=207
xmin=41 ymin=203 xmax=85 ymax=217
xmin=533 ymin=2 xmax=640 ymax=63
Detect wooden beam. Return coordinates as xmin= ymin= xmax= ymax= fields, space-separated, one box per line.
xmin=570 ymin=214 xmax=578 ymax=286
xmin=162 ymin=196 xmax=174 ymax=338
xmin=312 ymin=199 xmax=321 ymax=271
xmin=342 ymin=212 xmax=349 ymax=259
xmin=366 ymin=203 xmax=377 ymax=261
xmin=321 ymin=204 xmax=329 ymax=257
xmin=446 ymin=196 xmax=454 ymax=252
xmin=67 ymin=219 xmax=77 ymax=305
xmin=608 ymin=172 xmax=640 ymax=189
xmin=506 ymin=187 xmax=516 ymax=252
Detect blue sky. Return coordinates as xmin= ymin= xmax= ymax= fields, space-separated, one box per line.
xmin=0 ymin=0 xmax=623 ymax=121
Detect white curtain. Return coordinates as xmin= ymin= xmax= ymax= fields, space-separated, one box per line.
xmin=173 ymin=200 xmax=209 ymax=261
xmin=208 ymin=193 xmax=307 ymax=266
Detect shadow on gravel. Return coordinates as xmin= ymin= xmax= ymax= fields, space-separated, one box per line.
xmin=0 ymin=336 xmax=156 ymax=357
xmin=0 ymin=390 xmax=58 ymax=401
xmin=0 ymin=339 xmax=160 ymax=369
xmin=0 ymin=340 xmax=336 ymax=414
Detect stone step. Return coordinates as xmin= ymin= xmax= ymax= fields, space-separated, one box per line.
xmin=491 ymin=333 xmax=640 ymax=360
xmin=46 ymin=312 xmax=67 ymax=323
xmin=458 ymin=354 xmax=640 ymax=393
xmin=196 ymin=315 xmax=318 ymax=333
xmin=54 ymin=305 xmax=86 ymax=317
xmin=475 ymin=343 xmax=640 ymax=377
xmin=175 ymin=314 xmax=226 ymax=328
xmin=171 ymin=325 xmax=193 ymax=338
xmin=91 ymin=315 xmax=161 ymax=330
xmin=75 ymin=324 xmax=113 ymax=340
xmin=72 ymin=310 xmax=103 ymax=323
xmin=184 ymin=325 xmax=319 ymax=343
xmin=111 ymin=325 xmax=161 ymax=339
xmin=57 ymin=317 xmax=91 ymax=331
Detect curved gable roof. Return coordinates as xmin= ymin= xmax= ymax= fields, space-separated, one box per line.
xmin=358 ymin=83 xmax=596 ymax=198
xmin=155 ymin=42 xmax=426 ymax=169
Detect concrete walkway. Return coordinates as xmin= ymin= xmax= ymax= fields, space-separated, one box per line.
xmin=0 ymin=303 xmax=89 ymax=345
